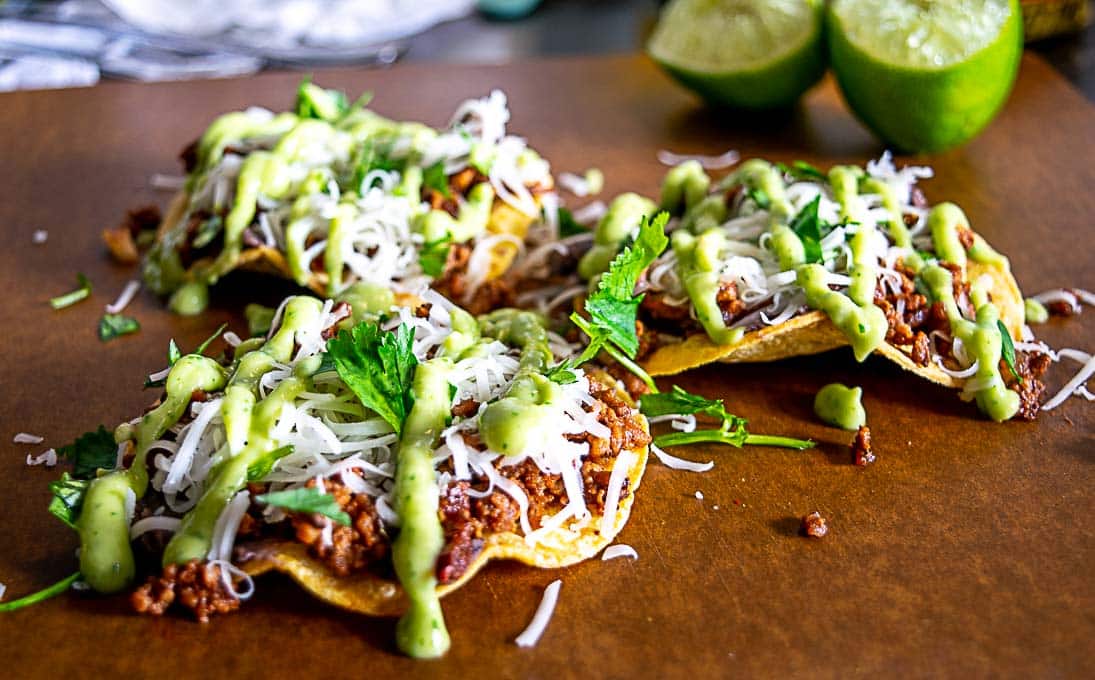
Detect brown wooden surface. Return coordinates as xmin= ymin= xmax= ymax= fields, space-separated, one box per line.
xmin=0 ymin=53 xmax=1092 ymax=678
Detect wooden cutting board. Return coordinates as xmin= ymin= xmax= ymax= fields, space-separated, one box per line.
xmin=0 ymin=53 xmax=1091 ymax=678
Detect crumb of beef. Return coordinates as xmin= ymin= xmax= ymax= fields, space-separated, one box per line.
xmin=290 ymin=475 xmax=388 ymax=577
xmin=1047 ymin=298 xmax=1079 ymax=317
xmin=451 ymin=398 xmax=480 ymax=419
xmin=415 ymin=302 xmax=433 ymax=318
xmin=465 ymin=278 xmax=516 ymax=316
xmin=132 ymin=560 xmax=240 ymax=623
xmin=851 ymin=425 xmax=875 ymax=466
xmin=191 ymin=389 xmax=211 ymax=403
xmin=640 ymin=291 xmax=692 ymax=323
xmin=437 ymin=482 xmax=483 ymax=584
xmin=800 ymin=511 xmax=828 ymax=538
xmin=1003 ymin=350 xmax=1052 ymax=420
xmin=717 ymin=281 xmax=745 ymax=325
xmin=605 ymin=361 xmax=651 ymax=400
xmin=180 ymin=139 xmax=199 ymax=173
xmin=432 ymin=242 xmax=517 ymax=315
xmin=911 ymin=331 xmax=932 ymax=367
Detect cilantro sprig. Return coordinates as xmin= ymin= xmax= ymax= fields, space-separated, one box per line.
xmin=57 ymin=425 xmax=117 ymax=479
xmin=98 ymin=313 xmax=140 ymax=342
xmin=326 ymin=321 xmax=417 ymax=435
xmin=50 ymin=273 xmax=91 ymax=310
xmin=641 ymin=387 xmax=813 ymax=450
xmin=0 ymin=571 xmax=82 ymax=613
xmin=247 ymin=445 xmax=294 ymax=482
xmin=776 ymin=160 xmax=827 ymax=183
xmin=789 ymin=195 xmax=831 ymax=264
xmin=419 ymin=236 xmax=452 ymax=278
xmin=256 ymin=488 xmax=350 ymax=526
xmin=422 ymin=161 xmax=451 ymax=199
xmin=998 ymin=320 xmax=1022 ymax=384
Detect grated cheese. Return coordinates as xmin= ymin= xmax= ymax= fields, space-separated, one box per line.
xmin=514 ymin=579 xmax=562 ymax=648
xmin=13 ymin=433 xmax=44 ymax=444
xmin=25 ymin=448 xmax=57 ymax=467
xmin=602 ymin=544 xmax=638 ymax=561
xmin=105 ymin=280 xmax=141 ymax=314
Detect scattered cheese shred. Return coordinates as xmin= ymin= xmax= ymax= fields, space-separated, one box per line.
xmin=514 ymin=579 xmax=562 ymax=648
xmin=650 ymin=444 xmax=714 ymax=473
xmin=694 ymin=490 xmax=704 ymax=500
xmin=602 ymin=544 xmax=638 ymax=561
xmin=13 ymin=433 xmax=44 ymax=444
xmin=32 ymin=230 xmax=48 ymax=244
xmin=656 ymin=148 xmax=740 ymax=169
xmin=105 ymin=280 xmax=141 ymax=314
xmin=1043 ymin=352 xmax=1095 ymax=411
xmin=25 ymin=449 xmax=57 ymax=467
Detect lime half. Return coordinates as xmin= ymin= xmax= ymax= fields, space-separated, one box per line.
xmin=827 ymin=0 xmax=1023 ymax=153
xmin=648 ymin=0 xmax=826 ymax=110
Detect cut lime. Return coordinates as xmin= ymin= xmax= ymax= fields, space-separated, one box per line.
xmin=827 ymin=0 xmax=1023 ymax=153
xmin=648 ymin=0 xmax=827 ymax=110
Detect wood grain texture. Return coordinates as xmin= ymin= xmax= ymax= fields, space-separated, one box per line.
xmin=0 ymin=53 xmax=1092 ymax=678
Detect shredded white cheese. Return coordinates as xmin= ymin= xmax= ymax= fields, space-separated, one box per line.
xmin=657 ymin=148 xmax=740 ymax=169
xmin=602 ymin=544 xmax=638 ymax=561
xmin=25 ymin=448 xmax=57 ymax=467
xmin=694 ymin=490 xmax=704 ymax=500
xmin=650 ymin=444 xmax=714 ymax=473
xmin=105 ymin=280 xmax=141 ymax=314
xmin=13 ymin=433 xmax=44 ymax=444
xmin=32 ymin=229 xmax=48 ymax=244
xmin=1043 ymin=353 xmax=1095 ymax=411
xmin=514 ymin=579 xmax=562 ymax=648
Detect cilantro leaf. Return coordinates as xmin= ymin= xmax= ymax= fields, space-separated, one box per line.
xmin=788 ymin=195 xmax=831 ymax=264
xmin=167 ymin=339 xmax=182 ymax=366
xmin=191 ymin=215 xmax=223 ymax=249
xmin=98 ymin=313 xmax=140 ymax=342
xmin=654 ymin=428 xmax=814 ymax=451
xmin=256 ymin=488 xmax=350 ymax=526
xmin=557 ymin=207 xmax=587 ymax=238
xmin=422 ymin=161 xmax=451 ymax=199
xmin=326 ymin=321 xmax=417 ymax=435
xmin=581 ymin=212 xmax=670 ymax=359
xmin=295 ymin=79 xmax=350 ymax=121
xmin=544 ymin=361 xmax=578 ymax=385
xmin=0 ymin=571 xmax=82 ymax=613
xmin=998 ymin=320 xmax=1022 ymax=384
xmin=746 ymin=187 xmax=771 ymax=210
xmin=57 ymin=426 xmax=116 ymax=479
xmin=50 ymin=273 xmax=91 ymax=310
xmin=419 ymin=236 xmax=452 ymax=278
xmin=777 ymin=160 xmax=827 ymax=183
xmin=47 ymin=473 xmax=90 ymax=529
xmin=640 ymin=386 xmax=741 ymax=425
xmin=194 ymin=322 xmax=228 ymax=356
xmin=352 ymin=139 xmax=404 ymax=191
xmin=247 ymin=445 xmax=294 ymax=482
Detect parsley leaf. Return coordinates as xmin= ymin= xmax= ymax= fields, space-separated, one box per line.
xmin=998 ymin=320 xmax=1022 ymax=384
xmin=544 ymin=361 xmax=578 ymax=385
xmin=776 ymin=160 xmax=827 ymax=182
xmin=98 ymin=313 xmax=140 ymax=342
xmin=47 ymin=473 xmax=90 ymax=529
xmin=247 ymin=445 xmax=294 ymax=482
xmin=50 ymin=273 xmax=91 ymax=310
xmin=256 ymin=488 xmax=350 ymax=526
xmin=580 ymin=212 xmax=669 ymax=359
xmin=788 ymin=195 xmax=831 ymax=264
xmin=419 ymin=236 xmax=452 ymax=278
xmin=167 ymin=339 xmax=182 ymax=366
xmin=640 ymin=386 xmax=741 ymax=425
xmin=557 ymin=207 xmax=587 ymax=238
xmin=326 ymin=321 xmax=417 ymax=435
xmin=746 ymin=187 xmax=771 ymax=210
xmin=352 ymin=139 xmax=404 ymax=192
xmin=422 ymin=161 xmax=451 ymax=199
xmin=57 ymin=425 xmax=116 ymax=479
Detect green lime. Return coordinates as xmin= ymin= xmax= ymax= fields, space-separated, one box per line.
xmin=827 ymin=0 xmax=1023 ymax=153
xmin=648 ymin=0 xmax=827 ymax=110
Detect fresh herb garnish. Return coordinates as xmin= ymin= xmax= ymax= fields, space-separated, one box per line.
xmin=746 ymin=187 xmax=771 ymax=210
xmin=544 ymin=363 xmax=578 ymax=385
xmin=195 ymin=322 xmax=228 ymax=356
xmin=422 ymin=161 xmax=451 ymax=199
xmin=998 ymin=320 xmax=1022 ymax=384
xmin=326 ymin=321 xmax=417 ymax=435
xmin=50 ymin=273 xmax=91 ymax=310
xmin=167 ymin=339 xmax=182 ymax=366
xmin=640 ymin=387 xmax=812 ymax=450
xmin=0 ymin=571 xmax=82 ymax=613
xmin=247 ymin=445 xmax=294 ymax=482
xmin=47 ymin=473 xmax=90 ymax=529
xmin=295 ymin=78 xmax=350 ymax=121
xmin=557 ymin=207 xmax=587 ymax=238
xmin=191 ymin=215 xmax=223 ymax=249
xmin=352 ymin=138 xmax=404 ymax=192
xmin=57 ymin=426 xmax=117 ymax=479
xmin=98 ymin=313 xmax=140 ymax=342
xmin=789 ymin=195 xmax=832 ymax=264
xmin=777 ymin=160 xmax=827 ymax=182
xmin=419 ymin=236 xmax=452 ymax=278
xmin=257 ymin=488 xmax=351 ymax=526
xmin=640 ymin=386 xmax=742 ymax=425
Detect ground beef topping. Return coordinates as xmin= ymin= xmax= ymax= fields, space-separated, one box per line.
xmin=432 ymin=242 xmax=517 ymax=315
xmin=801 ymin=512 xmax=828 ymax=538
xmin=1003 ymin=350 xmax=1052 ymax=421
xmin=102 ymin=204 xmax=161 ymax=264
xmin=851 ymin=425 xmax=875 ymax=466
xmin=289 ymin=475 xmax=388 ymax=577
xmin=131 ymin=559 xmax=241 ymax=623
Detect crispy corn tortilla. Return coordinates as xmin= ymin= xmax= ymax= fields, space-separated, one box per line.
xmin=238 ymin=378 xmax=649 ymax=617
xmin=156 ymin=189 xmax=541 ymax=296
xmin=643 ymin=244 xmax=1025 ymax=389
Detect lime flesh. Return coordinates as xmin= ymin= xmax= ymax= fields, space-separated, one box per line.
xmin=648 ymin=0 xmax=827 ymax=110
xmin=828 ymin=0 xmax=1023 ymax=153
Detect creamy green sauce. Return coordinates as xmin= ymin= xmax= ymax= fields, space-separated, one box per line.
xmin=671 ymin=230 xmax=744 ymax=346
xmin=660 ymin=160 xmax=710 ymax=215
xmin=578 ymin=192 xmax=657 ymax=280
xmin=813 ymin=383 xmax=866 ymax=430
xmin=1024 ymin=298 xmax=1048 ymax=324
xmin=921 ymin=265 xmax=1019 ymax=421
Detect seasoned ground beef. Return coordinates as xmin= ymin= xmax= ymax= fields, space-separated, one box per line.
xmin=1004 ymin=350 xmax=1053 ymax=421
xmin=132 ymin=559 xmax=241 ymax=623
xmin=102 ymin=204 xmax=162 ymax=264
xmin=289 ymin=475 xmax=388 ymax=577
xmin=432 ymin=242 xmax=518 ymax=315
xmin=801 ymin=511 xmax=828 ymax=538
xmin=851 ymin=425 xmax=875 ymax=466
